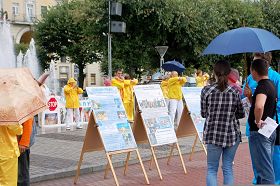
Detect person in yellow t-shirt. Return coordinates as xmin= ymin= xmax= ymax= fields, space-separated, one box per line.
xmin=123 ymin=74 xmax=138 ymax=121
xmin=0 ymin=124 xmax=23 ymax=186
xmin=161 ymin=74 xmax=171 ymax=108
xmin=167 ymin=71 xmax=187 ymax=127
xmin=64 ymin=78 xmax=84 ymax=130
xmin=111 ymin=69 xmax=125 ymax=100
xmin=195 ymin=70 xmax=204 ymax=87
xmin=196 ymin=70 xmax=209 ymax=87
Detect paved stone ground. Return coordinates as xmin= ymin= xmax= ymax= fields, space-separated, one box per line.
xmin=30 ymin=119 xmax=247 ymax=183
xmin=31 ymin=142 xmax=253 ymax=186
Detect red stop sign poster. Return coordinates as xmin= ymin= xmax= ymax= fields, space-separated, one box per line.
xmin=48 ymin=97 xmax=58 ymax=111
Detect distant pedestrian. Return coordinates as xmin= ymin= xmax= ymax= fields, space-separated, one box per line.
xmin=111 ymin=69 xmax=125 ymax=100
xmin=161 ymin=74 xmax=171 ymax=108
xmin=248 ymin=59 xmax=277 ymax=184
xmin=196 ymin=70 xmax=209 ymax=87
xmin=201 ymin=60 xmax=245 ymax=186
xmin=64 ymin=78 xmax=83 ymax=130
xmin=168 ymin=71 xmax=187 ymax=127
xmin=123 ymin=74 xmax=138 ymax=121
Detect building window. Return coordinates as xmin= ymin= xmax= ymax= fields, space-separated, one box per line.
xmin=41 ymin=6 xmax=47 ymax=16
xmin=12 ymin=3 xmax=19 ymax=15
xmin=59 ymin=66 xmax=69 ymax=73
xmin=26 ymin=3 xmax=34 ymax=21
xmin=90 ymin=74 xmax=96 ymax=85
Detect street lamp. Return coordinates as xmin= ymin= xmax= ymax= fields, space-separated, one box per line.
xmin=155 ymin=46 xmax=168 ymax=74
xmin=108 ymin=0 xmax=112 ymax=78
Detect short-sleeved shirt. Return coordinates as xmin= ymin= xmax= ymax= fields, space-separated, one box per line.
xmin=201 ymin=84 xmax=245 ymax=147
xmin=248 ymin=79 xmax=277 ymax=131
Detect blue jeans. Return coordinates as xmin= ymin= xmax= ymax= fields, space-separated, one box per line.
xmin=206 ymin=139 xmax=240 ymax=186
xmin=249 ymin=131 xmax=276 ymax=184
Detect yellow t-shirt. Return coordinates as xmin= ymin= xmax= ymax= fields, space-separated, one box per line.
xmin=161 ymin=80 xmax=169 ymax=99
xmin=196 ymin=76 xmax=205 ymax=87
xmin=167 ymin=77 xmax=187 ymax=100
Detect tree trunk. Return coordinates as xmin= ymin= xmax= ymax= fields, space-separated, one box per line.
xmin=77 ymin=63 xmax=86 ymax=89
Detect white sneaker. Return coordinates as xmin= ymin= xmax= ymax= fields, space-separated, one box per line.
xmin=76 ymin=126 xmax=83 ymax=129
xmin=66 ymin=127 xmax=71 ymax=130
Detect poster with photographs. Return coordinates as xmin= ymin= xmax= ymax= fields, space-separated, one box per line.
xmin=134 ymin=85 xmax=177 ymax=146
xmin=182 ymin=87 xmax=204 ymax=141
xmin=41 ymin=96 xmax=62 ymax=127
xmin=79 ymin=98 xmax=92 ymax=123
xmin=86 ymin=87 xmax=137 ymax=152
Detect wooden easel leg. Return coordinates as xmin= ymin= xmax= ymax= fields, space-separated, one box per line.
xmin=123 ymin=152 xmax=131 ymax=176
xmin=189 ymin=135 xmax=198 ymax=161
xmin=106 ymin=153 xmax=120 ymax=186
xmin=149 ymin=155 xmax=153 ymax=170
xmin=176 ymin=142 xmax=187 ymax=174
xmin=150 ymin=147 xmax=163 ymax=180
xmin=201 ymin=143 xmax=207 ymax=155
xmin=74 ymin=152 xmax=84 ymax=184
xmin=104 ymin=160 xmax=110 ymax=179
xmin=167 ymin=143 xmax=175 ymax=165
xmin=136 ymin=149 xmax=150 ymax=185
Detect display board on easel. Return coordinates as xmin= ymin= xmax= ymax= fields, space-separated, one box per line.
xmin=74 ymin=87 xmax=149 ymax=186
xmin=167 ymin=87 xmax=206 ymax=164
xmin=133 ymin=84 xmax=187 ymax=180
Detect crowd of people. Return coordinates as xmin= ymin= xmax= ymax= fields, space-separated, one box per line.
xmin=201 ymin=52 xmax=280 ymax=186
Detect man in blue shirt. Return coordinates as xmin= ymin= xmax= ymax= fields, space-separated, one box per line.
xmin=243 ymin=52 xmax=280 ymax=184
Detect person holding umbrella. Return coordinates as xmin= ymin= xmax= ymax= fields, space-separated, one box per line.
xmin=64 ymin=78 xmax=83 ymax=130
xmin=167 ymin=71 xmax=187 ymax=127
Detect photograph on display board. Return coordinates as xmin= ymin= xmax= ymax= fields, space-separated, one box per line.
xmin=142 ymin=112 xmax=177 ymax=146
xmin=44 ymin=113 xmax=59 ymax=125
xmin=182 ymin=87 xmax=204 ymax=140
xmin=134 ymin=85 xmax=168 ymax=113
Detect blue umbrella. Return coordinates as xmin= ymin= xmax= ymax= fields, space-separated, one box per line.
xmin=202 ymin=27 xmax=280 ymax=55
xmin=162 ymin=60 xmax=186 ymax=73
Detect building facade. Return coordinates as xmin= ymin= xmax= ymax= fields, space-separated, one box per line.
xmin=0 ymin=0 xmax=61 ymax=44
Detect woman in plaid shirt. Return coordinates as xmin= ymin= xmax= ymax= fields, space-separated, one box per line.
xmin=201 ymin=60 xmax=245 ymax=186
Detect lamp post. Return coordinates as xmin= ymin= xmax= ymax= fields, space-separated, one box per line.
xmin=155 ymin=46 xmax=168 ymax=74
xmin=108 ymin=0 xmax=112 ymax=79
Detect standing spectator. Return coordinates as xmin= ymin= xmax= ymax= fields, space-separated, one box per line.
xmin=17 ymin=118 xmax=33 ymax=186
xmin=103 ymin=75 xmax=111 ymax=86
xmin=243 ymin=52 xmax=280 ymax=184
xmin=228 ymin=68 xmax=242 ymax=94
xmin=111 ymin=69 xmax=125 ymax=100
xmin=248 ymin=59 xmax=277 ymax=184
xmin=64 ymin=78 xmax=83 ymax=130
xmin=123 ymin=74 xmax=138 ymax=121
xmin=0 ymin=124 xmax=22 ymax=186
xmin=201 ymin=60 xmax=245 ymax=186
xmin=168 ymin=71 xmax=187 ymax=127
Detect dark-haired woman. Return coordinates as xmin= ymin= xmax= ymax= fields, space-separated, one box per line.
xmin=201 ymin=60 xmax=245 ymax=186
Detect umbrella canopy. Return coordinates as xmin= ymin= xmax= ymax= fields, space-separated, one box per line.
xmin=0 ymin=68 xmax=47 ymax=125
xmin=202 ymin=27 xmax=280 ymax=55
xmin=162 ymin=60 xmax=186 ymax=73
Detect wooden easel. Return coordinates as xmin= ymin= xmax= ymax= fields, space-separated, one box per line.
xmin=131 ymin=104 xmax=187 ymax=181
xmin=167 ymin=106 xmax=207 ymax=164
xmin=74 ymin=113 xmax=150 ymax=186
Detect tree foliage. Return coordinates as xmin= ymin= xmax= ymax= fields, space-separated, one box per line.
xmin=35 ymin=0 xmax=280 ymax=84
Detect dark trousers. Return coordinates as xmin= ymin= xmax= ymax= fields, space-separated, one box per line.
xmin=18 ymin=149 xmax=30 ymax=186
